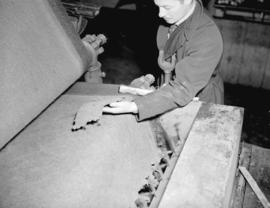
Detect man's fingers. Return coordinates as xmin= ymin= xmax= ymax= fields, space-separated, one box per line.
xmin=102 ymin=106 xmax=120 ymax=114
xmin=158 ymin=50 xmax=164 ymax=66
xmin=171 ymin=54 xmax=176 ymax=66
xmin=102 ymin=101 xmax=138 ymax=114
xmin=102 ymin=102 xmax=121 ymax=113
xmin=158 ymin=50 xmax=164 ymax=58
xmin=119 ymin=85 xmax=153 ymax=95
xmin=83 ymin=34 xmax=97 ymax=43
xmin=109 ymin=102 xmax=121 ymax=108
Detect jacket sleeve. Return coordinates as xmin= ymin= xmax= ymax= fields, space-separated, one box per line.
xmin=134 ymin=24 xmax=223 ymax=121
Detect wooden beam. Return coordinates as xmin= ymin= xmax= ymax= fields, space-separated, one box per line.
xmin=240 ymin=166 xmax=270 ymax=208
xmin=158 ymin=103 xmax=244 ymax=208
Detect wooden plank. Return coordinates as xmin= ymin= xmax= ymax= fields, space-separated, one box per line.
xmin=231 ymin=142 xmax=252 ymax=208
xmin=239 ymin=166 xmax=270 ymax=208
xmin=239 ymin=23 xmax=269 ymax=88
xmin=215 ymin=19 xmax=270 ymax=89
xmin=262 ymin=54 xmax=270 ymax=89
xmin=216 ymin=19 xmax=246 ymax=84
xmin=158 ymin=103 xmax=244 ymax=208
xmin=243 ymin=145 xmax=270 ymax=208
xmin=262 ymin=26 xmax=270 ymax=89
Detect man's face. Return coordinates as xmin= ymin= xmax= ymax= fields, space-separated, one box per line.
xmin=154 ymin=0 xmax=191 ymax=24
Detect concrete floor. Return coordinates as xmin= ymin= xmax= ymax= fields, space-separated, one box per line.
xmin=81 ymin=7 xmax=270 ymax=207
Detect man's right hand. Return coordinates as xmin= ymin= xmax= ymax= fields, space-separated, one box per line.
xmin=119 ymin=85 xmax=154 ymax=96
xmin=129 ymin=74 xmax=155 ymax=89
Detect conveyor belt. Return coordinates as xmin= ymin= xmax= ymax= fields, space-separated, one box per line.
xmin=0 ymin=94 xmax=161 ymax=208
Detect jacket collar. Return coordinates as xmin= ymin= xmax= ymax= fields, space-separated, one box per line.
xmin=163 ymin=0 xmax=204 ymax=60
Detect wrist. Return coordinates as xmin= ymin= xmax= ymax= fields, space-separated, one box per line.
xmin=131 ymin=102 xmax=139 ymax=114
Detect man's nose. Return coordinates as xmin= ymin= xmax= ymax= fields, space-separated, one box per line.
xmin=159 ymin=7 xmax=166 ymax=18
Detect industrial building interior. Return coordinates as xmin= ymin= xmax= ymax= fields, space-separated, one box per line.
xmin=83 ymin=1 xmax=270 ymax=147
xmin=77 ymin=0 xmax=270 ymax=207
xmin=81 ymin=1 xmax=270 ymax=205
xmin=0 ymin=0 xmax=270 ymax=208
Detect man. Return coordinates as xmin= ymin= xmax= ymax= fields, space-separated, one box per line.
xmin=103 ymin=0 xmax=224 ymax=121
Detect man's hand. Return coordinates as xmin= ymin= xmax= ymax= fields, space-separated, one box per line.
xmin=103 ymin=101 xmax=138 ymax=114
xmin=119 ymin=85 xmax=154 ymax=96
xmin=130 ymin=74 xmax=155 ymax=89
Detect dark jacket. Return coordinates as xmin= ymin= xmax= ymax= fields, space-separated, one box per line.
xmin=134 ymin=0 xmax=224 ymax=121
